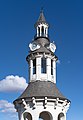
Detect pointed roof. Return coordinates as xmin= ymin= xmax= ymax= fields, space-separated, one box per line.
xmin=35 ymin=10 xmax=49 ymax=27
xmin=38 ymin=10 xmax=46 ymax=23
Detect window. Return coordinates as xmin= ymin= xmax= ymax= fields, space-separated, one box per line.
xmin=39 ymin=111 xmax=52 ymax=120
xmin=58 ymin=113 xmax=65 ymax=120
xmin=23 ymin=112 xmax=32 ymax=120
xmin=51 ymin=60 xmax=53 ymax=75
xmin=33 ymin=59 xmax=36 ymax=74
xmin=41 ymin=57 xmax=46 ymax=73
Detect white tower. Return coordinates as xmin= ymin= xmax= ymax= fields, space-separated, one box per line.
xmin=13 ymin=11 xmax=70 ymax=120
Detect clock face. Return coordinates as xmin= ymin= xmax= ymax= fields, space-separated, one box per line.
xmin=32 ymin=42 xmax=37 ymax=50
xmin=49 ymin=43 xmax=56 ymax=53
xmin=29 ymin=42 xmax=40 ymax=51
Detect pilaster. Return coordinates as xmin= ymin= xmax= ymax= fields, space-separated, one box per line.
xmin=47 ymin=57 xmax=51 ymax=81
xmin=36 ymin=57 xmax=41 ymax=80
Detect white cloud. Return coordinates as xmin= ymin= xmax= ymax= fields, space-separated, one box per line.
xmin=0 ymin=75 xmax=28 ymax=92
xmin=0 ymin=100 xmax=16 ymax=113
xmin=0 ymin=100 xmax=18 ymax=120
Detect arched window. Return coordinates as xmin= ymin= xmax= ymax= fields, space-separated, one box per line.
xmin=41 ymin=57 xmax=46 ymax=73
xmin=23 ymin=112 xmax=32 ymax=120
xmin=33 ymin=59 xmax=36 ymax=74
xmin=39 ymin=111 xmax=52 ymax=120
xmin=58 ymin=113 xmax=65 ymax=120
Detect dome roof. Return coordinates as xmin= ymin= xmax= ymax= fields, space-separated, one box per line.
xmin=28 ymin=37 xmax=57 ymax=56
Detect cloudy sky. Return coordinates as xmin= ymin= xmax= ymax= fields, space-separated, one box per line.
xmin=0 ymin=0 xmax=83 ymax=120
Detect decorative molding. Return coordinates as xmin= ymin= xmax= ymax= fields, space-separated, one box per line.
xmin=44 ymin=97 xmax=47 ymax=109
xmin=32 ymin=97 xmax=36 ymax=109
xmin=22 ymin=99 xmax=28 ymax=110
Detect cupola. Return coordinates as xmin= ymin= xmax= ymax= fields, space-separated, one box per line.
xmin=27 ymin=11 xmax=57 ymax=83
xmin=34 ymin=10 xmax=49 ymax=38
xmin=13 ymin=11 xmax=70 ymax=120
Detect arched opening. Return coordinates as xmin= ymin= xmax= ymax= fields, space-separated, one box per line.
xmin=58 ymin=113 xmax=65 ymax=120
xmin=23 ymin=112 xmax=32 ymax=120
xmin=41 ymin=26 xmax=44 ymax=36
xmin=38 ymin=27 xmax=40 ymax=36
xmin=39 ymin=111 xmax=52 ymax=120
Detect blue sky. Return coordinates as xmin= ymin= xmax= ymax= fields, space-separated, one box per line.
xmin=0 ymin=0 xmax=83 ymax=120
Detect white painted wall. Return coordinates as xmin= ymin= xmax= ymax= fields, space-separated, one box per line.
xmin=29 ymin=54 xmax=57 ymax=83
xmin=15 ymin=98 xmax=70 ymax=120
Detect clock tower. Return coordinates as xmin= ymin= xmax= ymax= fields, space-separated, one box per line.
xmin=13 ymin=11 xmax=70 ymax=120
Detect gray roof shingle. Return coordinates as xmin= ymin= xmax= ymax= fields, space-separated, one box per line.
xmin=37 ymin=11 xmax=46 ymax=23
xmin=17 ymin=81 xmax=67 ymax=100
xmin=34 ymin=11 xmax=49 ymax=27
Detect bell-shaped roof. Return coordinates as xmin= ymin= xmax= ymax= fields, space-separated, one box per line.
xmin=14 ymin=81 xmax=70 ymax=103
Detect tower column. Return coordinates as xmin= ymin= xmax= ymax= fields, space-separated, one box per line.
xmin=33 ymin=116 xmax=39 ymax=120
xmin=53 ymin=60 xmax=56 ymax=83
xmin=37 ymin=27 xmax=39 ymax=37
xmin=40 ymin=26 xmax=42 ymax=36
xmin=36 ymin=57 xmax=41 ymax=80
xmin=30 ymin=59 xmax=33 ymax=82
xmin=64 ymin=114 xmax=66 ymax=120
xmin=47 ymin=57 xmax=51 ymax=81
xmin=44 ymin=27 xmax=45 ymax=36
xmin=46 ymin=27 xmax=48 ymax=37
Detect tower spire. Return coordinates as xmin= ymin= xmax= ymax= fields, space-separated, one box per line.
xmin=35 ymin=9 xmax=48 ymax=26
xmin=34 ymin=10 xmax=49 ymax=38
xmin=38 ymin=10 xmax=46 ymax=23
